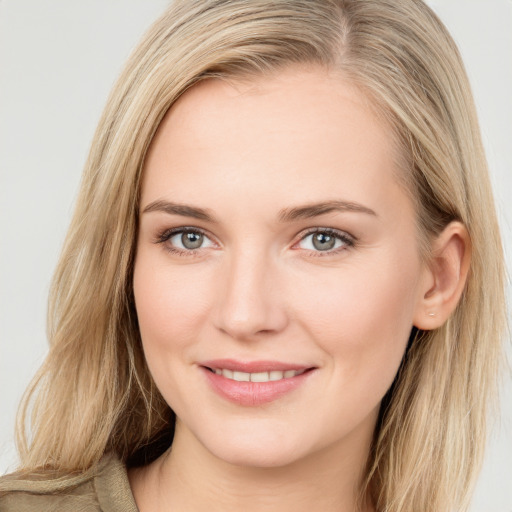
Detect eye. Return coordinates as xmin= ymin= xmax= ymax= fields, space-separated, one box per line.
xmin=296 ymin=229 xmax=353 ymax=254
xmin=157 ymin=227 xmax=215 ymax=254
xmin=170 ymin=230 xmax=211 ymax=250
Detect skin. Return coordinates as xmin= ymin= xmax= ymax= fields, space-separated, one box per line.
xmin=129 ymin=65 xmax=470 ymax=512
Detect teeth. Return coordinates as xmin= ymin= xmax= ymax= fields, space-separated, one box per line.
xmin=250 ymin=372 xmax=269 ymax=382
xmin=233 ymin=371 xmax=250 ymax=382
xmin=214 ymin=368 xmax=305 ymax=382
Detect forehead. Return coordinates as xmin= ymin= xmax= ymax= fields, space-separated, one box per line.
xmin=140 ymin=66 xmax=409 ymax=223
xmin=151 ymin=66 xmax=395 ymax=160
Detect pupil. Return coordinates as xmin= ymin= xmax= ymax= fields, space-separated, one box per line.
xmin=313 ymin=233 xmax=335 ymax=251
xmin=182 ymin=232 xmax=203 ymax=249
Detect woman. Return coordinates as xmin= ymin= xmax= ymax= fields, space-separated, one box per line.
xmin=0 ymin=1 xmax=506 ymax=511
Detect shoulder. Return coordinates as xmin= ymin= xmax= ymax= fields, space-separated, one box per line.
xmin=0 ymin=453 xmax=139 ymax=512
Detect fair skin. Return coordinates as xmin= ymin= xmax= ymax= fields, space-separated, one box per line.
xmin=129 ymin=66 xmax=469 ymax=512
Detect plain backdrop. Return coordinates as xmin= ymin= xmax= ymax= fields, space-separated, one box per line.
xmin=0 ymin=1 xmax=510 ymax=510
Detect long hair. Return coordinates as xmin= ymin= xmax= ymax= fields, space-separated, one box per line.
xmin=7 ymin=1 xmax=506 ymax=511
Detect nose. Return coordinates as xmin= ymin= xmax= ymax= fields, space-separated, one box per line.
xmin=213 ymin=248 xmax=289 ymax=340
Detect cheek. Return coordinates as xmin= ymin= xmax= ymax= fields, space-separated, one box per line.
xmin=289 ymin=251 xmax=421 ymax=390
xmin=294 ymin=259 xmax=417 ymax=334
xmin=133 ymin=253 xmax=213 ymax=356
xmin=132 ymin=252 xmax=218 ymax=412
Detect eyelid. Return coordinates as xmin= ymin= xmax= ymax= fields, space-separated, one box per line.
xmin=154 ymin=225 xmax=355 ymax=257
xmin=156 ymin=225 xmax=207 ymax=242
xmin=292 ymin=227 xmax=355 ymax=254
xmin=154 ymin=226 xmax=218 ymax=254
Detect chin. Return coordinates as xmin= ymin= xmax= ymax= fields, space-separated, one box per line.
xmin=200 ymin=427 xmax=306 ymax=469
xmin=213 ymin=445 xmax=301 ymax=469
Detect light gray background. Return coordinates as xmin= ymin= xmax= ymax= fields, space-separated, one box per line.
xmin=0 ymin=1 xmax=510 ymax=510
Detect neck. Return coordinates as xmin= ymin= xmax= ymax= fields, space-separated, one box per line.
xmin=129 ymin=419 xmax=376 ymax=512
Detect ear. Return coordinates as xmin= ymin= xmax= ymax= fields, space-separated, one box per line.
xmin=413 ymin=221 xmax=471 ymax=330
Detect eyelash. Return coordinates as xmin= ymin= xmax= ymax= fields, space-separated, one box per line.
xmin=296 ymin=228 xmax=355 ymax=257
xmin=154 ymin=226 xmax=355 ymax=258
xmin=154 ymin=226 xmax=212 ymax=258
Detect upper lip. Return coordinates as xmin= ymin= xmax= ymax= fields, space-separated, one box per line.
xmin=200 ymin=359 xmax=314 ymax=373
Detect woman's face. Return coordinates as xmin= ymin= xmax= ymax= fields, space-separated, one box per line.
xmin=134 ymin=66 xmax=430 ymax=468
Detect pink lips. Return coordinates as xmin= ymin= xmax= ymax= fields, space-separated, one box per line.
xmin=200 ymin=359 xmax=315 ymax=406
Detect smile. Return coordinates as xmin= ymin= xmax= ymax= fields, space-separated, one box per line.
xmin=208 ymin=368 xmax=307 ymax=382
xmin=200 ymin=360 xmax=316 ymax=406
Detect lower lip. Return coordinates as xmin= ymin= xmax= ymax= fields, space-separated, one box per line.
xmin=201 ymin=367 xmax=314 ymax=406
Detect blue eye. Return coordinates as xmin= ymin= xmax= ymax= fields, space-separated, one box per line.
xmin=159 ymin=228 xmax=215 ymax=253
xmin=297 ymin=230 xmax=353 ymax=253
xmin=156 ymin=227 xmax=353 ymax=256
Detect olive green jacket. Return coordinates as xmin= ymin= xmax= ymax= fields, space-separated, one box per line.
xmin=0 ymin=453 xmax=139 ymax=512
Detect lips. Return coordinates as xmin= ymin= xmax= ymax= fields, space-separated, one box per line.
xmin=209 ymin=368 xmax=307 ymax=382
xmin=200 ymin=359 xmax=316 ymax=406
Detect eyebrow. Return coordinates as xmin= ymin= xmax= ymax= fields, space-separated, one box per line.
xmin=142 ymin=200 xmax=216 ymax=221
xmin=277 ymin=200 xmax=377 ymax=222
xmin=142 ymin=199 xmax=377 ymax=222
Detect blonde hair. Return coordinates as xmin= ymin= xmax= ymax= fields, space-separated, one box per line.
xmin=6 ymin=1 xmax=506 ymax=511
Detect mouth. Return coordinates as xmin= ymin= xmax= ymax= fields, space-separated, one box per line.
xmin=203 ymin=367 xmax=308 ymax=382
xmin=200 ymin=359 xmax=316 ymax=406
